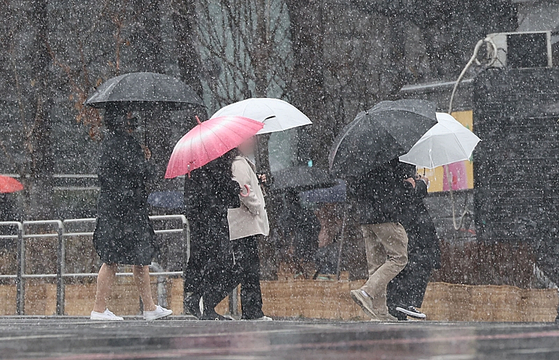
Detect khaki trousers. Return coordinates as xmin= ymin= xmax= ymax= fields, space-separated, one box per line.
xmin=360 ymin=223 xmax=408 ymax=314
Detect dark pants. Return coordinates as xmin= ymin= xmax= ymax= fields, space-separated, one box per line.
xmin=183 ymin=222 xmax=207 ymax=294
xmin=387 ymin=257 xmax=432 ymax=320
xmin=234 ymin=236 xmax=265 ymax=319
xmin=204 ymin=236 xmax=265 ymax=319
xmin=184 ymin=217 xmax=236 ymax=314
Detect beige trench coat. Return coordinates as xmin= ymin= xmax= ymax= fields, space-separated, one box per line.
xmin=227 ymin=156 xmax=270 ymax=240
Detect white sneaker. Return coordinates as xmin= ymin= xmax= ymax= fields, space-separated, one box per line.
xmin=396 ymin=306 xmax=427 ymax=319
xmin=90 ymin=309 xmax=124 ymax=321
xmin=243 ymin=315 xmax=273 ymax=321
xmin=144 ymin=305 xmax=172 ymax=321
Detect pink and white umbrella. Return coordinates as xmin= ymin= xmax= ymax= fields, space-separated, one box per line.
xmin=165 ymin=116 xmax=263 ymax=178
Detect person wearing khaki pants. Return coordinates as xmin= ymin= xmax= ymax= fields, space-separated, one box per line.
xmin=356 ymin=223 xmax=408 ymax=318
xmin=347 ymin=158 xmax=415 ymax=321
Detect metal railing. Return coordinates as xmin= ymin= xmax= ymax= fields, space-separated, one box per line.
xmin=0 ymin=215 xmax=189 ymax=315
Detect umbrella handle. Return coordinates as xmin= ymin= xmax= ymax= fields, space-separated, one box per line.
xmin=240 ymin=184 xmax=250 ymax=197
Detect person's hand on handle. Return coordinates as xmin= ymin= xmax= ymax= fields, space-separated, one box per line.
xmin=415 ymin=174 xmax=429 ymax=186
xmin=257 ymin=172 xmax=273 ymax=187
xmin=404 ymin=177 xmax=416 ymax=189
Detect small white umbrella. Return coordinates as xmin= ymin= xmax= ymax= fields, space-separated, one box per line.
xmin=210 ymin=98 xmax=311 ymax=134
xmin=399 ymin=112 xmax=481 ymax=169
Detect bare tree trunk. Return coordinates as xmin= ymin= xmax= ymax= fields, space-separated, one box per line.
xmin=252 ymin=0 xmax=279 ymax=279
xmin=24 ymin=0 xmax=54 ymax=220
xmin=253 ymin=0 xmax=269 ymax=98
xmin=253 ymin=0 xmax=271 ymax=174
xmin=131 ymin=0 xmax=163 ymax=73
xmin=383 ymin=16 xmax=407 ymax=99
xmin=170 ymin=0 xmax=207 ymax=123
xmin=130 ymin=0 xmax=172 ymax=194
xmin=285 ymin=0 xmax=326 ymax=167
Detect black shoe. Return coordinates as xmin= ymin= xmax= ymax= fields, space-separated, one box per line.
xmin=396 ymin=306 xmax=426 ymax=319
xmin=241 ymin=314 xmax=269 ymax=321
xmin=200 ymin=310 xmax=232 ymax=321
xmin=390 ymin=309 xmax=407 ymax=321
xmin=185 ymin=294 xmax=201 ymax=319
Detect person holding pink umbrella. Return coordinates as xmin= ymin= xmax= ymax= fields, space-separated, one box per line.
xmin=183 ymin=150 xmax=241 ymax=320
xmin=166 ymin=115 xmax=263 ymax=320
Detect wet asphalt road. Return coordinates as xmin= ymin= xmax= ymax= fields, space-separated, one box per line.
xmin=1 ymin=317 xmax=559 ymax=359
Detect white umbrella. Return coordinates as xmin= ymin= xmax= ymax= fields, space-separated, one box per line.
xmin=399 ymin=112 xmax=481 ymax=169
xmin=210 ymin=98 xmax=312 ymax=134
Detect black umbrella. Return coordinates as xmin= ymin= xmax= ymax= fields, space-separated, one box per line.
xmin=329 ymin=99 xmax=437 ymax=178
xmin=270 ymin=166 xmax=338 ymax=193
xmin=84 ymin=72 xmax=203 ymax=110
xmin=85 ymin=72 xmax=204 ymax=147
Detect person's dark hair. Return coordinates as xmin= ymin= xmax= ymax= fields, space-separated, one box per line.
xmin=104 ymin=104 xmax=128 ymax=132
xmin=204 ymin=149 xmax=236 ymax=178
xmin=229 ymin=147 xmax=241 ymax=159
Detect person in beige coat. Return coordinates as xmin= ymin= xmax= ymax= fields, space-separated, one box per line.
xmin=227 ymin=137 xmax=271 ymax=320
xmin=228 ymin=156 xmax=269 ymax=241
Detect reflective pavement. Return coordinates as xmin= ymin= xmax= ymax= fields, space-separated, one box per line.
xmin=1 ymin=317 xmax=559 ymax=359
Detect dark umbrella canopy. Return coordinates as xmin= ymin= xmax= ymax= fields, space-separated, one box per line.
xmin=270 ymin=166 xmax=338 ymax=193
xmin=85 ymin=72 xmax=203 ymax=110
xmin=329 ymin=99 xmax=437 ymax=178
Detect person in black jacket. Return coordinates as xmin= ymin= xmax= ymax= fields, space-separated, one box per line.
xmin=91 ymin=105 xmax=172 ymax=321
xmin=387 ymin=174 xmax=441 ymax=320
xmin=278 ymin=190 xmax=320 ymax=277
xmin=183 ymin=151 xmax=241 ymax=320
xmin=0 ymin=193 xmax=19 ymax=251
xmin=347 ymin=158 xmax=416 ymax=321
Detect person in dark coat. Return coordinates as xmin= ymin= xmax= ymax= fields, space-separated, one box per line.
xmin=91 ymin=105 xmax=172 ymax=321
xmin=387 ymin=173 xmax=441 ymax=320
xmin=0 ymin=193 xmax=18 ymax=222
xmin=277 ymin=191 xmax=320 ymax=277
xmin=0 ymin=193 xmax=19 ymax=251
xmin=183 ymin=150 xmax=241 ymax=320
xmin=346 ymin=158 xmax=416 ymax=321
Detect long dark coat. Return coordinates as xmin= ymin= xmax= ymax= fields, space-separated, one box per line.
xmin=278 ymin=191 xmax=321 ymax=263
xmin=183 ymin=154 xmax=240 ymax=309
xmin=93 ymin=130 xmax=157 ymax=266
xmin=399 ymin=180 xmax=441 ymax=270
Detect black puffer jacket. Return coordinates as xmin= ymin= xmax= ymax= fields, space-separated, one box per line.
xmin=347 ymin=158 xmax=416 ymax=225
